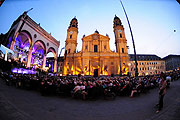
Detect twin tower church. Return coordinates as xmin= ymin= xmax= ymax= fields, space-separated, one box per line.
xmin=63 ymin=15 xmax=129 ymax=76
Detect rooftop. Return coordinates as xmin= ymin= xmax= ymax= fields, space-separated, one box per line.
xmin=129 ymin=54 xmax=162 ymax=61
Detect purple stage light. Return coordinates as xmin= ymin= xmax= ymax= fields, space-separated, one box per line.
xmin=12 ymin=67 xmax=37 ymax=74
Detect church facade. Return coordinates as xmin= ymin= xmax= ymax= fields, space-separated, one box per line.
xmin=63 ymin=15 xmax=129 ymax=76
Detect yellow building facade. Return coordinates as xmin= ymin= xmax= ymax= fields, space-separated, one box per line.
xmin=129 ymin=54 xmax=166 ymax=76
xmin=63 ymin=16 xmax=129 ymax=76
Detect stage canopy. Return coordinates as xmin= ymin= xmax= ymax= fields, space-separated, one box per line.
xmin=0 ymin=44 xmax=14 ymax=54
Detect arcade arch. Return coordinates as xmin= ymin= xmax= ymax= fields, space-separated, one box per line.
xmin=31 ymin=40 xmax=46 ymax=69
xmin=3 ymin=12 xmax=60 ymax=73
xmin=8 ymin=30 xmax=32 ymax=64
xmin=46 ymin=47 xmax=57 ymax=72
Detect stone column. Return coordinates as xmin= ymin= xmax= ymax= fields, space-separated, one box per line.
xmin=10 ymin=40 xmax=15 ymax=50
xmin=10 ymin=33 xmax=19 ymax=50
xmin=42 ymin=53 xmax=47 ymax=70
xmin=27 ymin=47 xmax=32 ymax=68
xmin=54 ymin=57 xmax=57 ymax=73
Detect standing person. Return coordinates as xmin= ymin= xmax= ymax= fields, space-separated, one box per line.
xmin=156 ymin=76 xmax=167 ymax=113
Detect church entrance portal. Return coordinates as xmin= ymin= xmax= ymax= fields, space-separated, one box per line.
xmin=94 ymin=69 xmax=98 ymax=77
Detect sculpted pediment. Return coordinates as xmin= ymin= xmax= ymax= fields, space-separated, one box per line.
xmin=82 ymin=33 xmax=109 ymax=41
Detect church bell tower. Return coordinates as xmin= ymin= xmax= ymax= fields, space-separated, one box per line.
xmin=65 ymin=17 xmax=78 ymax=57
xmin=113 ymin=15 xmax=129 ymax=74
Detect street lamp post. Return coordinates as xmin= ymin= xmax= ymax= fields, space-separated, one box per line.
xmin=119 ymin=0 xmax=138 ymax=77
xmin=59 ymin=47 xmax=65 ymax=57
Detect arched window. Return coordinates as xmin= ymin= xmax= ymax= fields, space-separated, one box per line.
xmin=94 ymin=45 xmax=98 ymax=52
xmin=70 ymin=35 xmax=72 ymax=39
xmin=68 ymin=49 xmax=71 ymax=53
xmin=120 ymin=33 xmax=122 ymax=38
xmin=122 ymin=48 xmax=124 ymax=53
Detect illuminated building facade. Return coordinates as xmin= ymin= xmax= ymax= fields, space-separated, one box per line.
xmin=1 ymin=12 xmax=59 ymax=72
xmin=162 ymin=54 xmax=180 ymax=71
xmin=57 ymin=57 xmax=64 ymax=75
xmin=129 ymin=54 xmax=166 ymax=76
xmin=63 ymin=16 xmax=129 ymax=76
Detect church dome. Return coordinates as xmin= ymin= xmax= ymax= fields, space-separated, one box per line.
xmin=113 ymin=15 xmax=122 ymax=27
xmin=114 ymin=15 xmax=120 ymax=20
xmin=69 ymin=17 xmax=78 ymax=28
xmin=95 ymin=29 xmax=99 ymax=34
xmin=72 ymin=17 xmax=77 ymax=21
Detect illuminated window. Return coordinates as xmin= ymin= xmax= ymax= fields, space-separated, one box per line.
xmin=94 ymin=45 xmax=98 ymax=52
xmin=122 ymin=48 xmax=124 ymax=53
xmin=120 ymin=33 xmax=122 ymax=38
xmin=70 ymin=35 xmax=72 ymax=39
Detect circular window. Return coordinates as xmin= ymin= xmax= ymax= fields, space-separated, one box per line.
xmin=34 ymin=34 xmax=37 ymax=38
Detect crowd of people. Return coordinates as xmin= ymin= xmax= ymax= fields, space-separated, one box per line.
xmin=0 ymin=70 xmax=180 ymax=100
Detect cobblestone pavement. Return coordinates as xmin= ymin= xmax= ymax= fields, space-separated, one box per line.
xmin=0 ymin=78 xmax=179 ymax=120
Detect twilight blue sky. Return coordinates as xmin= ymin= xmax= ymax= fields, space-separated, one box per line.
xmin=0 ymin=0 xmax=180 ymax=58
